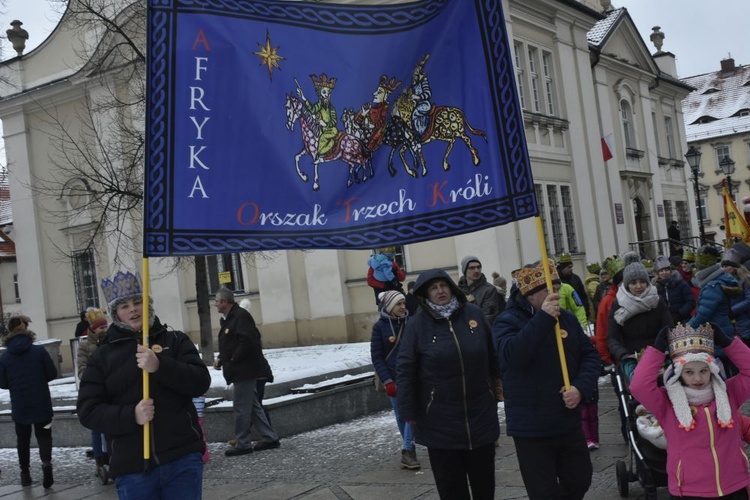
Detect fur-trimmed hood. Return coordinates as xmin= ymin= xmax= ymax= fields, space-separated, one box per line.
xmin=1 ymin=328 xmax=36 ymax=352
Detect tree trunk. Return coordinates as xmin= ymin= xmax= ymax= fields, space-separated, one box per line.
xmin=194 ymin=256 xmax=215 ymax=364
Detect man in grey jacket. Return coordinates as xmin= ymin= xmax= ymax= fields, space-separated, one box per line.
xmin=458 ymin=256 xmax=504 ymax=324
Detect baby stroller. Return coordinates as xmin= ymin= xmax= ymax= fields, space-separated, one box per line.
xmin=612 ymin=361 xmax=668 ymax=499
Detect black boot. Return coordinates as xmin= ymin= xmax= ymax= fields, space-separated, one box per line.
xmin=95 ymin=457 xmax=109 ymax=485
xmin=42 ymin=463 xmax=53 ymax=489
xmin=20 ymin=468 xmax=31 ymax=487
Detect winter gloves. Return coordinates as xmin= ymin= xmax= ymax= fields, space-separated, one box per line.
xmin=653 ymin=327 xmax=669 ymax=353
xmin=385 ymin=382 xmax=397 ymax=398
xmin=713 ymin=324 xmax=734 ymax=348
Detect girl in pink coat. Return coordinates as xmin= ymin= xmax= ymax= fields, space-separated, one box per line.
xmin=630 ymin=323 xmax=750 ymax=499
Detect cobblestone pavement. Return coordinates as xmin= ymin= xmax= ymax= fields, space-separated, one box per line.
xmin=0 ymin=377 xmax=672 ymax=499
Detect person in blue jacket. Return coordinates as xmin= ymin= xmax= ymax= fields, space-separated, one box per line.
xmin=493 ymin=261 xmax=601 ymax=500
xmin=370 ymin=289 xmax=419 ymax=470
xmin=0 ymin=315 xmax=57 ymax=489
xmin=653 ymin=255 xmax=695 ymax=324
xmin=397 ymin=269 xmax=500 ymax=500
xmin=689 ymin=247 xmax=740 ymax=375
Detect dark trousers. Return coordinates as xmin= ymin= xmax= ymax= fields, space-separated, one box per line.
xmin=16 ymin=422 xmax=52 ymax=471
xmin=513 ymin=427 xmax=592 ymax=500
xmin=427 ymin=442 xmax=495 ymax=500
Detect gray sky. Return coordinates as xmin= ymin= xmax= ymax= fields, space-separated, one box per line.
xmin=1 ymin=0 xmax=747 ymax=77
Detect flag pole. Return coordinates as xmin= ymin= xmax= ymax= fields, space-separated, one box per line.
xmin=534 ymin=217 xmax=571 ymax=391
xmin=141 ymin=257 xmax=151 ymax=464
xmin=723 ymin=182 xmax=731 ymax=246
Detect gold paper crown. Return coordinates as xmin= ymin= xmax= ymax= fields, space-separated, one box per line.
xmin=586 ymin=262 xmax=601 ymax=274
xmin=378 ymin=75 xmax=401 ymax=94
xmin=86 ymin=308 xmax=106 ymax=325
xmin=603 ymin=255 xmax=624 ymax=278
xmin=668 ymin=323 xmax=714 ymax=360
xmin=101 ymin=271 xmax=142 ymax=305
xmin=558 ymin=253 xmax=573 ymax=265
xmin=310 ymin=73 xmax=336 ymax=89
xmin=517 ymin=261 xmax=560 ymax=296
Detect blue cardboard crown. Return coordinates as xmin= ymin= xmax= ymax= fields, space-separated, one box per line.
xmin=101 ymin=271 xmax=142 ymax=304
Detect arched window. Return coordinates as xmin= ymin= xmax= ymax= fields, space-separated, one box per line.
xmin=620 ymin=100 xmax=636 ymax=149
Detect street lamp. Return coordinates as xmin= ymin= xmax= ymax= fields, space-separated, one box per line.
xmin=685 ymin=146 xmax=705 ymax=245
xmin=720 ymin=155 xmax=736 ymax=200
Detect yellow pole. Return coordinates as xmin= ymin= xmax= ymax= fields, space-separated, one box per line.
xmin=142 ymin=258 xmax=150 ymax=462
xmin=534 ymin=217 xmax=571 ymax=390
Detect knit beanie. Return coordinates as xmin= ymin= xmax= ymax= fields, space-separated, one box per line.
xmin=461 ymin=256 xmax=481 ymax=276
xmin=622 ymin=262 xmax=649 ymax=287
xmin=654 ymin=255 xmax=671 ymax=272
xmin=622 ymin=251 xmax=641 ymax=268
xmin=664 ymin=323 xmax=732 ymax=430
xmin=379 ymin=290 xmax=406 ymax=315
xmin=721 ymin=248 xmax=741 ymax=268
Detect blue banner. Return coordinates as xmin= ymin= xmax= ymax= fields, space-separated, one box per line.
xmin=145 ymin=0 xmax=536 ymax=255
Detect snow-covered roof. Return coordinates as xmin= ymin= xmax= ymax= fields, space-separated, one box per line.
xmin=682 ymin=62 xmax=750 ymax=141
xmin=586 ymin=7 xmax=624 ymax=47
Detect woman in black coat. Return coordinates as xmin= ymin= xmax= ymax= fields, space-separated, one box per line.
xmin=397 ymin=269 xmax=500 ymax=500
xmin=607 ymin=262 xmax=674 ymax=380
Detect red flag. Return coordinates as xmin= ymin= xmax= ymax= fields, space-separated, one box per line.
xmin=601 ymin=134 xmax=613 ymax=162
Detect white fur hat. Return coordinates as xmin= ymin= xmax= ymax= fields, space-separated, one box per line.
xmin=664 ymin=324 xmax=732 ymax=430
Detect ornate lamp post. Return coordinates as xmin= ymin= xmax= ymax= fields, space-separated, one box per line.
xmin=720 ymin=155 xmax=736 ymax=200
xmin=685 ymin=146 xmax=705 ymax=245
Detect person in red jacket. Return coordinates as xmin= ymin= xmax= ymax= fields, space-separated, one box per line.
xmin=367 ymin=253 xmax=406 ymax=306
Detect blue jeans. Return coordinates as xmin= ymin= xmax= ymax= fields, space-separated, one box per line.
xmin=92 ymin=430 xmax=105 ymax=458
xmin=114 ymin=452 xmax=203 ymax=500
xmin=389 ymin=396 xmax=414 ymax=450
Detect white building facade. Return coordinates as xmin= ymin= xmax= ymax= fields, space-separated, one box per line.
xmin=0 ymin=0 xmax=695 ymax=372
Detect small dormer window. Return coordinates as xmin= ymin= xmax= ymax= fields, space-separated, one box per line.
xmin=735 ymin=109 xmax=750 ymax=118
xmin=702 ymin=87 xmax=720 ymax=94
xmin=693 ymin=116 xmax=717 ymax=125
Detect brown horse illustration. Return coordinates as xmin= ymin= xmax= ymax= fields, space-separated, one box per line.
xmin=393 ymin=91 xmax=486 ymax=173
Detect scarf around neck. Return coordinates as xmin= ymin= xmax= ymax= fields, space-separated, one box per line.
xmin=427 ymin=296 xmax=459 ymax=319
xmin=614 ymin=283 xmax=660 ymax=326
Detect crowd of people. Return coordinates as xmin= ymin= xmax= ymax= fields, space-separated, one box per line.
xmin=369 ymin=245 xmax=750 ymax=499
xmin=5 ymin=243 xmax=750 ymax=498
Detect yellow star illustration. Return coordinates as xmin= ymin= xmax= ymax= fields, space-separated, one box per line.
xmin=254 ymin=30 xmax=284 ymax=82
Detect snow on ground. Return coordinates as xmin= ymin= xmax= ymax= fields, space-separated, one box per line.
xmin=0 ymin=341 xmax=373 ymax=407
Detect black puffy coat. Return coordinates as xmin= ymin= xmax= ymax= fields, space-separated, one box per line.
xmin=493 ymin=289 xmax=601 ymax=437
xmin=396 ymin=269 xmax=500 ymax=450
xmin=0 ymin=330 xmax=57 ymax=425
xmin=77 ymin=318 xmax=211 ymax=478
xmin=217 ymin=303 xmax=273 ymax=384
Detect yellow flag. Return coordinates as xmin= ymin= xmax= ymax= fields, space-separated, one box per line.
xmin=724 ymin=186 xmax=750 ymax=242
